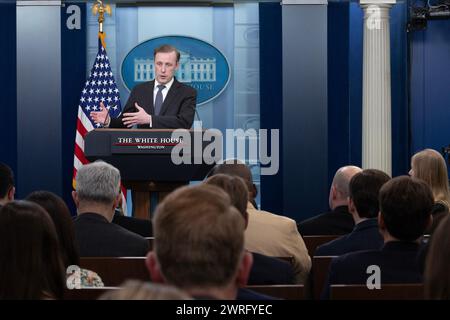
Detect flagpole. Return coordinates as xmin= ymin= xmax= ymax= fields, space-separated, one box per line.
xmin=92 ymin=0 xmax=111 ymax=46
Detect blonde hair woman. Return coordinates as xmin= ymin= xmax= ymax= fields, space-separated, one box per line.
xmin=410 ymin=149 xmax=450 ymax=233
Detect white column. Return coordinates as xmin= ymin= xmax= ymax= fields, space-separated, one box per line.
xmin=360 ymin=0 xmax=395 ymax=175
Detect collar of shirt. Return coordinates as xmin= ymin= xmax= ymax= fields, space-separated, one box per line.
xmin=153 ymin=77 xmax=174 ymax=104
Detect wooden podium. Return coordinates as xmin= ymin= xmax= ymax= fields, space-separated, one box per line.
xmin=84 ymin=128 xmax=216 ymax=219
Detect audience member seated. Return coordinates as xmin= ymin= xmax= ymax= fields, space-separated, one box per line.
xmin=322 ymin=176 xmax=433 ymax=299
xmin=0 ymin=201 xmax=65 ymax=299
xmin=26 ymin=191 xmax=104 ymax=287
xmin=205 ymin=174 xmax=295 ymax=285
xmin=207 ymin=161 xmax=310 ymax=284
xmin=146 ymin=184 xmax=261 ymax=300
xmin=424 ymin=215 xmax=450 ymax=299
xmin=298 ymin=165 xmax=362 ymax=236
xmin=409 ymin=148 xmax=450 ymax=234
xmin=0 ymin=162 xmax=15 ymax=207
xmin=112 ymin=199 xmax=153 ymax=237
xmin=315 ymin=169 xmax=390 ymax=256
xmin=73 ymin=161 xmax=149 ymax=257
xmin=99 ymin=280 xmax=191 ymax=300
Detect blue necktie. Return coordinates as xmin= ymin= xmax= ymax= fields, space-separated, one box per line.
xmin=154 ymin=84 xmax=165 ymax=115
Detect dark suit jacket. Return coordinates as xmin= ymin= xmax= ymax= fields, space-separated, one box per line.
xmin=248 ymin=252 xmax=295 ymax=285
xmin=315 ymin=218 xmax=383 ymax=256
xmin=321 ymin=241 xmax=423 ymax=299
xmin=110 ymin=79 xmax=196 ymax=129
xmin=74 ymin=212 xmax=149 ymax=257
xmin=297 ymin=205 xmax=354 ymax=236
xmin=112 ymin=212 xmax=153 ymax=237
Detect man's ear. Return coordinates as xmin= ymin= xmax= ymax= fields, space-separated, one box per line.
xmin=331 ymin=185 xmax=337 ymax=200
xmin=146 ymin=251 xmax=165 ymax=283
xmin=113 ymin=194 xmax=121 ymax=210
xmin=7 ymin=186 xmax=15 ymax=201
xmin=378 ymin=212 xmax=385 ymax=230
xmin=251 ymin=183 xmax=257 ymax=199
xmin=348 ymin=197 xmax=356 ymax=214
xmin=235 ymin=251 xmax=253 ymax=287
xmin=72 ymin=191 xmax=79 ymax=208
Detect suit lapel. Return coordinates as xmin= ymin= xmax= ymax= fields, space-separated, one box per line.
xmin=160 ymin=78 xmax=181 ymax=115
xmin=146 ymin=80 xmax=155 ymax=115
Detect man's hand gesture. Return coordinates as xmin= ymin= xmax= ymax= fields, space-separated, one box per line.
xmin=90 ymin=102 xmax=109 ymax=125
xmin=122 ymin=103 xmax=151 ymax=128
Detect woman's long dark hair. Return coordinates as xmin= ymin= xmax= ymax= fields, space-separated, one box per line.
xmin=26 ymin=191 xmax=80 ymax=267
xmin=0 ymin=201 xmax=65 ymax=299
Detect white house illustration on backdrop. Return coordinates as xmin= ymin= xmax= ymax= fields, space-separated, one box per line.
xmin=134 ymin=50 xmax=216 ymax=83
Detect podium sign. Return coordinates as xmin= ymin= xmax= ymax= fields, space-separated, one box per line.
xmin=110 ymin=131 xmax=186 ymax=155
xmin=84 ymin=129 xmax=213 ymax=182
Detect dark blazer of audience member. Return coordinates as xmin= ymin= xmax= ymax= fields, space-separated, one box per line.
xmin=205 ymin=174 xmax=295 ymax=286
xmin=72 ymin=161 xmax=149 ymax=257
xmin=322 ymin=176 xmax=433 ymax=299
xmin=26 ymin=191 xmax=103 ymax=287
xmin=298 ymin=165 xmax=362 ymax=236
xmin=146 ymin=184 xmax=254 ymax=300
xmin=315 ymin=169 xmax=390 ymax=256
xmin=424 ymin=215 xmax=450 ymax=299
xmin=410 ymin=148 xmax=450 ymax=233
xmin=0 ymin=201 xmax=65 ymax=299
xmin=0 ymin=162 xmax=15 ymax=207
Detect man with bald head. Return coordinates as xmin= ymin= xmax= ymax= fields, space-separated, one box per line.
xmin=298 ymin=165 xmax=362 ymax=236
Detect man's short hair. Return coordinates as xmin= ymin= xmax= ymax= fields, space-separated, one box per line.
xmin=379 ymin=176 xmax=433 ymax=241
xmin=349 ymin=169 xmax=391 ymax=219
xmin=0 ymin=163 xmax=14 ymax=199
xmin=154 ymin=44 xmax=180 ymax=62
xmin=204 ymin=174 xmax=248 ymax=220
xmin=153 ymin=184 xmax=245 ymax=289
xmin=75 ymin=161 xmax=120 ymax=205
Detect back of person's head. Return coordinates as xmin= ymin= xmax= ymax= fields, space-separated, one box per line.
xmin=74 ymin=161 xmax=120 ymax=205
xmin=379 ymin=176 xmax=433 ymax=242
xmin=424 ymin=215 xmax=450 ymax=299
xmin=411 ymin=148 xmax=450 ymax=207
xmin=148 ymin=184 xmax=249 ymax=295
xmin=204 ymin=174 xmax=249 ymax=226
xmin=99 ymin=280 xmax=191 ymax=300
xmin=332 ymin=166 xmax=362 ymax=198
xmin=0 ymin=201 xmax=65 ymax=299
xmin=207 ymin=159 xmax=257 ymax=204
xmin=0 ymin=162 xmax=15 ymax=203
xmin=26 ymin=191 xmax=80 ymax=267
xmin=349 ymin=169 xmax=391 ymax=219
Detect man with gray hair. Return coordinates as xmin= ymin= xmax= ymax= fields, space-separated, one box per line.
xmin=73 ymin=161 xmax=148 ymax=256
xmin=298 ymin=165 xmax=362 ymax=235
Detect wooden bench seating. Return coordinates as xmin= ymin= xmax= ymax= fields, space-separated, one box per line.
xmin=302 ymin=235 xmax=340 ymax=256
xmin=79 ymin=257 xmax=150 ymax=286
xmin=64 ymin=285 xmax=305 ymax=300
xmin=311 ymin=256 xmax=336 ymax=300
xmin=246 ymin=285 xmax=305 ymax=300
xmin=330 ymin=283 xmax=424 ymax=300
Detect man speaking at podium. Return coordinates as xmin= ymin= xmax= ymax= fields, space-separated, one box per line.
xmin=91 ymin=44 xmax=197 ymax=129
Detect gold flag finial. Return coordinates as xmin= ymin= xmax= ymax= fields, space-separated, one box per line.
xmin=92 ymin=0 xmax=112 ymax=33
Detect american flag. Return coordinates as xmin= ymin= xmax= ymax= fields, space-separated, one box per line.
xmin=73 ymin=34 xmax=127 ymax=211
